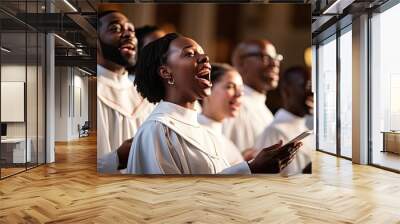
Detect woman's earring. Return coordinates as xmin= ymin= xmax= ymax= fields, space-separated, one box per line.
xmin=167 ymin=77 xmax=175 ymax=85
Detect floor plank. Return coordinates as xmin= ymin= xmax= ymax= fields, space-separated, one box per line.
xmin=1 ymin=134 xmax=400 ymax=223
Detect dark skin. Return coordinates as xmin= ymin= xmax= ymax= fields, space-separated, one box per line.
xmin=280 ymin=68 xmax=313 ymax=117
xmin=97 ymin=12 xmax=137 ymax=75
xmin=97 ymin=11 xmax=138 ymax=168
xmin=249 ymin=140 xmax=302 ymax=173
xmin=115 ymin=37 xmax=302 ymax=172
xmin=116 ymin=38 xmax=303 ymax=172
xmin=232 ymin=40 xmax=281 ymax=95
xmin=118 ymin=37 xmax=212 ymax=169
xmin=142 ymin=30 xmax=166 ymax=48
xmin=116 ymin=138 xmax=133 ymax=170
xmin=159 ymin=37 xmax=212 ymax=110
xmin=157 ymin=36 xmax=302 ymax=173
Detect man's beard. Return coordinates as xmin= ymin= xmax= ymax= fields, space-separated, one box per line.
xmin=99 ymin=40 xmax=137 ymax=68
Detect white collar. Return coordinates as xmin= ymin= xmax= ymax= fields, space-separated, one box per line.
xmin=147 ymin=101 xmax=226 ymax=159
xmin=274 ymin=108 xmax=305 ymax=124
xmin=97 ymin=64 xmax=146 ymax=117
xmin=97 ymin=64 xmax=131 ymax=88
xmin=151 ymin=101 xmax=199 ymax=127
xmin=243 ymin=84 xmax=267 ymax=104
xmin=198 ymin=113 xmax=223 ymax=134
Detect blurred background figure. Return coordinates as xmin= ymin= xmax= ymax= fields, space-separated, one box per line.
xmin=128 ymin=25 xmax=166 ymax=81
xmin=222 ymin=39 xmax=283 ymax=160
xmin=253 ymin=66 xmax=314 ymax=175
xmin=303 ymin=47 xmax=314 ymax=130
xmin=199 ymin=63 xmax=244 ymax=165
xmin=136 ymin=25 xmax=166 ymax=52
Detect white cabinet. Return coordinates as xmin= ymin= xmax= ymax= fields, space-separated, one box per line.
xmin=1 ymin=138 xmax=32 ymax=163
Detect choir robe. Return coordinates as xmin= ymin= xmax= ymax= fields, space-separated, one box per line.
xmin=97 ymin=101 xmax=202 ymax=174
xmin=97 ymin=67 xmax=198 ymax=174
xmin=98 ymin=151 xmax=119 ymax=173
xmin=97 ymin=65 xmax=154 ymax=160
xmin=222 ymin=85 xmax=274 ymax=151
xmin=197 ymin=114 xmax=244 ymax=166
xmin=126 ymin=101 xmax=251 ymax=174
xmin=97 ymin=102 xmax=207 ymax=174
xmin=253 ymin=109 xmax=314 ymax=176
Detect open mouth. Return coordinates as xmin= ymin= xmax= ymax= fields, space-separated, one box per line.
xmin=119 ymin=43 xmax=136 ymax=55
xmin=195 ymin=68 xmax=212 ymax=88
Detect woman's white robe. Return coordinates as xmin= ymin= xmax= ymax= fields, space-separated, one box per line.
xmin=126 ymin=101 xmax=251 ymax=174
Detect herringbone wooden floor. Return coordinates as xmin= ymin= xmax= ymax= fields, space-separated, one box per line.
xmin=1 ymin=134 xmax=400 ymax=224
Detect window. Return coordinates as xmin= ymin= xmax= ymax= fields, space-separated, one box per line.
xmin=370 ymin=2 xmax=400 ymax=171
xmin=0 ymin=1 xmax=46 ymax=179
xmin=317 ymin=36 xmax=337 ymax=154
xmin=339 ymin=28 xmax=352 ymax=158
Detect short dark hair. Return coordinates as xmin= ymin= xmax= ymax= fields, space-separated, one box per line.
xmin=136 ymin=25 xmax=160 ymax=49
xmin=134 ymin=33 xmax=180 ymax=103
xmin=97 ymin=10 xmax=120 ymax=28
xmin=280 ymin=66 xmax=308 ymax=87
xmin=210 ymin=63 xmax=236 ymax=85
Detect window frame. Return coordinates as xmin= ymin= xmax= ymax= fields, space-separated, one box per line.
xmin=315 ymin=19 xmax=353 ymax=161
xmin=367 ymin=0 xmax=400 ymax=173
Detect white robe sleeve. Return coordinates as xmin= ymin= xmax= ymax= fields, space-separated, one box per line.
xmin=126 ymin=121 xmax=183 ymax=174
xmin=97 ymin=96 xmax=155 ymax=159
xmin=219 ymin=161 xmax=251 ymax=174
xmin=97 ymin=151 xmax=119 ymax=174
xmin=97 ymin=99 xmax=113 ymax=158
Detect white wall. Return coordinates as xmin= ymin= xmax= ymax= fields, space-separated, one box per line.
xmin=71 ymin=72 xmax=89 ymax=139
xmin=55 ymin=66 xmax=69 ymax=141
xmin=1 ymin=63 xmax=46 ymax=164
xmin=1 ymin=65 xmax=38 ymax=138
xmin=54 ymin=67 xmax=89 ymax=141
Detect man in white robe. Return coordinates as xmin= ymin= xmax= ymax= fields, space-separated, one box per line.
xmin=96 ymin=11 xmax=154 ymax=171
xmin=254 ymin=67 xmax=314 ymax=176
xmin=222 ymin=39 xmax=283 ymax=156
xmin=97 ymin=65 xmax=154 ymax=157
